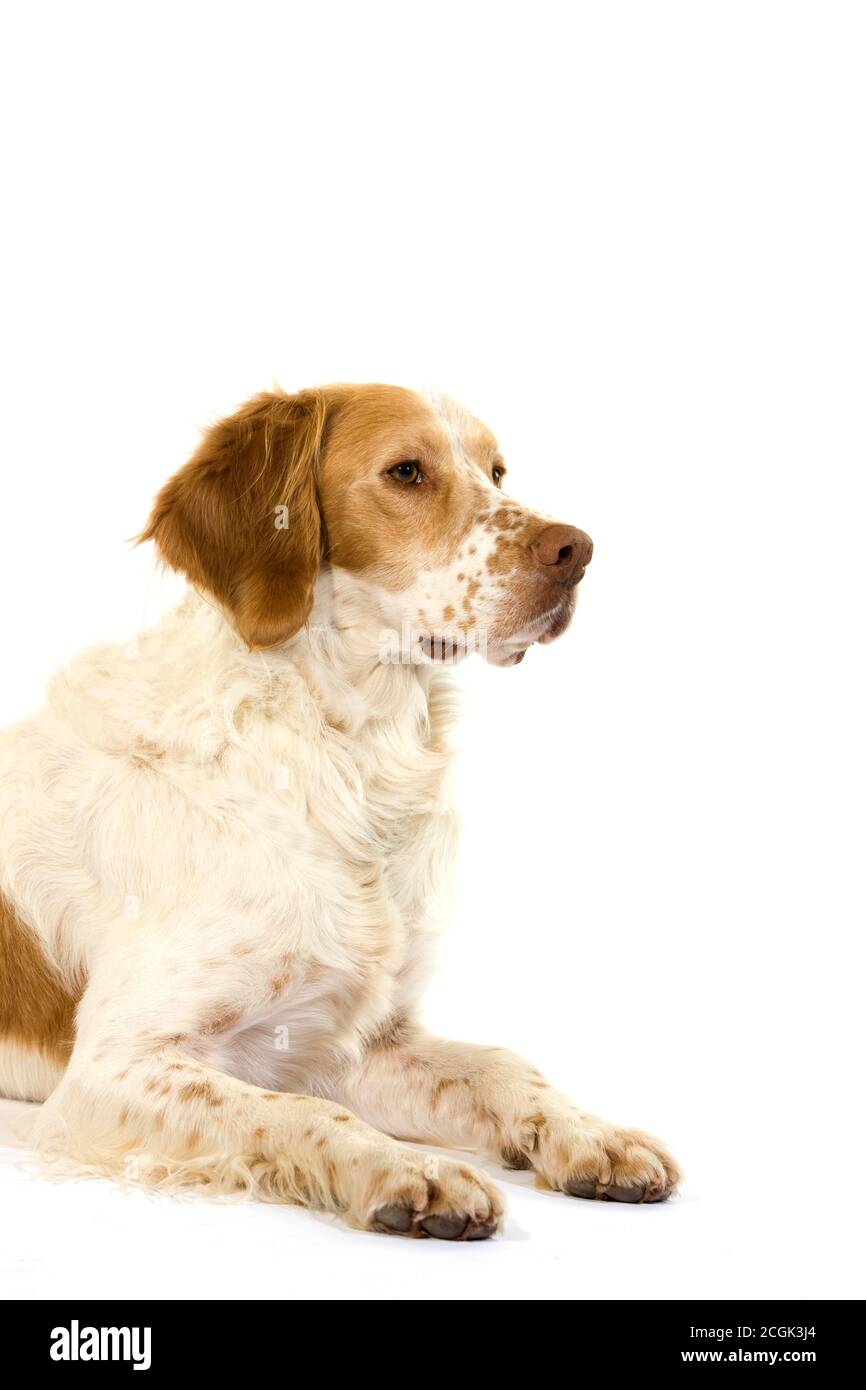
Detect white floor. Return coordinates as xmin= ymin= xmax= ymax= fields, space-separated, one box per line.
xmin=0 ymin=1097 xmax=853 ymax=1302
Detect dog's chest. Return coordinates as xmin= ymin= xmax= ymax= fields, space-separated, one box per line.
xmin=195 ymin=731 xmax=454 ymax=1089
xmin=213 ymin=695 xmax=458 ymax=1082
xmin=309 ymin=711 xmax=458 ymax=959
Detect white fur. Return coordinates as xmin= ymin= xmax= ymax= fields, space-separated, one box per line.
xmin=0 ymin=576 xmax=458 ymax=1103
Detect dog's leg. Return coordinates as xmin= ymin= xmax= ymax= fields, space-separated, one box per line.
xmin=29 ymin=970 xmax=503 ymax=1239
xmin=333 ymin=1023 xmax=681 ymax=1203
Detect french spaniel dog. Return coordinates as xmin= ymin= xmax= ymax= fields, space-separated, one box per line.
xmin=0 ymin=385 xmax=680 ymax=1239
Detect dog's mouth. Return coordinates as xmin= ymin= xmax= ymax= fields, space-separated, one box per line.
xmin=534 ymin=591 xmax=577 ymax=644
xmin=521 ymin=591 xmax=577 ymax=646
xmin=487 ymin=591 xmax=578 ymax=667
xmin=410 ymin=586 xmax=580 ymax=668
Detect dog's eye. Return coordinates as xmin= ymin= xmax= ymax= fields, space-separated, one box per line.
xmin=390 ymin=461 xmax=422 ymax=484
xmin=492 ymin=465 xmax=504 ymax=487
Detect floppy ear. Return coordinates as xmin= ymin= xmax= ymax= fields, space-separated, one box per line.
xmin=140 ymin=390 xmax=327 ymax=648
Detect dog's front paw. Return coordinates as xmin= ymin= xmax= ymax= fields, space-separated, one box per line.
xmin=503 ymin=1110 xmax=681 ymax=1204
xmin=354 ymin=1145 xmax=504 ymax=1240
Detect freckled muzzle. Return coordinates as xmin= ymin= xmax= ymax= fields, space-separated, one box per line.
xmin=484 ymin=516 xmax=593 ymax=663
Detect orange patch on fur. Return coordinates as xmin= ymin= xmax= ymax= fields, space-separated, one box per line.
xmin=200 ymin=1005 xmax=242 ymax=1036
xmin=179 ymin=1080 xmax=223 ymax=1107
xmin=0 ymin=890 xmax=81 ymax=1064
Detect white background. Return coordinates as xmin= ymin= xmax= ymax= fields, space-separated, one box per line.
xmin=0 ymin=1 xmax=863 ymax=1301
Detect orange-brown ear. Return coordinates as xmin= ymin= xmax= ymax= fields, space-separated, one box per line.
xmin=140 ymin=390 xmax=327 ymax=648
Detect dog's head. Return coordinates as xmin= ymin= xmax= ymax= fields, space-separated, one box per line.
xmin=141 ymin=385 xmax=592 ymax=665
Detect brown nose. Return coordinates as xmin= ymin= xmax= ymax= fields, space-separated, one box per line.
xmin=531 ymin=524 xmax=593 ymax=579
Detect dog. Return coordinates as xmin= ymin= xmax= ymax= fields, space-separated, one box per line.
xmin=0 ymin=384 xmax=680 ymax=1239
